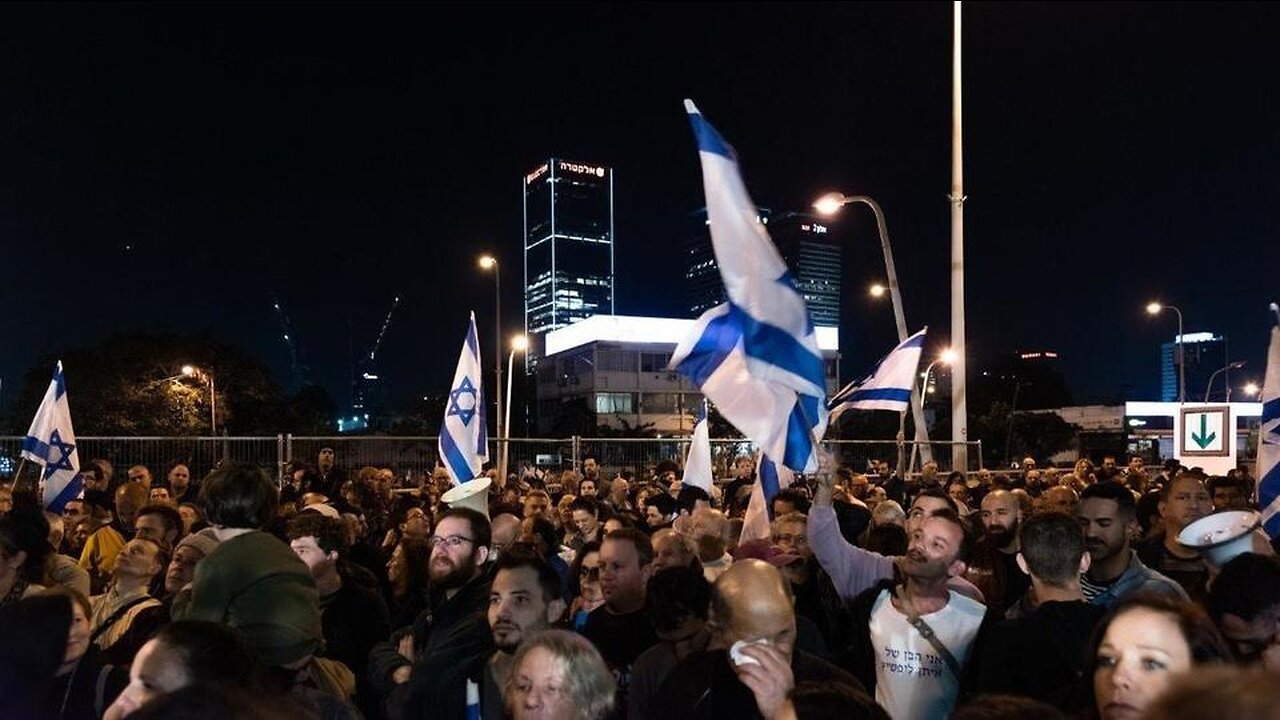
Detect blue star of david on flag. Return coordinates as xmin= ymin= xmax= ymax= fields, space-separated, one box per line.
xmin=41 ymin=429 xmax=77 ymax=479
xmin=439 ymin=313 xmax=489 ymax=486
xmin=448 ymin=377 xmax=480 ymax=426
xmin=21 ymin=361 xmax=83 ymax=510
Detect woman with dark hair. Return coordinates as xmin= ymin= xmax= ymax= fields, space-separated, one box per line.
xmin=567 ymin=540 xmax=603 ymax=631
xmin=1089 ymin=595 xmax=1231 ymax=720
xmin=386 ymin=536 xmax=432 ymax=628
xmin=173 ymin=464 xmax=323 ymax=671
xmin=0 ymin=497 xmax=52 ymax=607
xmin=103 ymin=620 xmax=262 ymax=719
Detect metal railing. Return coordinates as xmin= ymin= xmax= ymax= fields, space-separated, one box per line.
xmin=0 ymin=435 xmax=983 ymax=482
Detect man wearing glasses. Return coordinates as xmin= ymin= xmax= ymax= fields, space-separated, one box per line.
xmin=371 ymin=507 xmax=494 ymax=710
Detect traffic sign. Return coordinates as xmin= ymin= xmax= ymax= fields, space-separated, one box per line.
xmin=1179 ymin=405 xmax=1230 ymax=457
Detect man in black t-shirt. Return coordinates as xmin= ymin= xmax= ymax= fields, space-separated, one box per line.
xmin=582 ymin=528 xmax=657 ymax=717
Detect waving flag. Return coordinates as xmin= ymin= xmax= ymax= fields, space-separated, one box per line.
xmin=1258 ymin=304 xmax=1280 ymax=537
xmin=680 ymin=411 xmax=713 ymax=494
xmin=829 ymin=328 xmax=928 ymax=420
xmin=21 ymin=361 xmax=82 ymax=510
xmin=670 ymin=100 xmax=828 ymax=474
xmin=741 ymin=452 xmax=794 ymax=542
xmin=439 ymin=313 xmax=489 ymax=486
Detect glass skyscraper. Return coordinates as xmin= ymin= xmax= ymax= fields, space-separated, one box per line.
xmin=523 ymin=158 xmax=615 ymax=366
xmin=685 ymin=209 xmax=841 ymax=328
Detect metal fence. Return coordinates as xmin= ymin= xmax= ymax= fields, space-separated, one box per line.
xmin=0 ymin=435 xmax=983 ymax=482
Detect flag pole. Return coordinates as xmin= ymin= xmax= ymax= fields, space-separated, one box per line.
xmin=10 ymin=458 xmax=28 ymax=493
xmin=949 ymin=0 xmax=969 ymax=474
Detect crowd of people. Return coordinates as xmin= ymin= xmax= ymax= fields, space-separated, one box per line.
xmin=1 ymin=447 xmax=1279 ymax=720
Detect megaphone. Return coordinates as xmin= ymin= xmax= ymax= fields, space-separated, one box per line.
xmin=1177 ymin=509 xmax=1261 ymax=567
xmin=441 ymin=476 xmax=492 ymax=519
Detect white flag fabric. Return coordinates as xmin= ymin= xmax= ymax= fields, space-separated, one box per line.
xmin=829 ymin=328 xmax=928 ymax=420
xmin=680 ymin=416 xmax=713 ymax=494
xmin=21 ymin=361 xmax=82 ymax=510
xmin=670 ymin=100 xmax=828 ymax=473
xmin=740 ymin=452 xmax=793 ymax=543
xmin=1258 ymin=305 xmax=1280 ymax=537
xmin=439 ymin=312 xmax=489 ymax=486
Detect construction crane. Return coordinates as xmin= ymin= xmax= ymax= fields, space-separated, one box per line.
xmin=270 ymin=293 xmax=309 ymax=390
xmin=349 ymin=296 xmax=400 ymax=428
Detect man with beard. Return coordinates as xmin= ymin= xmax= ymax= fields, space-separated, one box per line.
xmin=1077 ymin=483 xmax=1187 ymax=607
xmin=810 ymin=466 xmax=984 ymax=604
xmin=965 ymin=490 xmax=1031 ymax=616
xmin=370 ymin=508 xmax=493 ymax=707
xmin=1135 ymin=472 xmax=1215 ymax=601
xmin=846 ymin=509 xmax=987 ymax=720
xmin=402 ymin=550 xmax=565 ymax=720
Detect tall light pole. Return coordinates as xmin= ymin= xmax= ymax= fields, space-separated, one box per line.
xmin=813 ymin=193 xmax=933 ymax=467
xmin=1205 ymin=361 xmax=1245 ymax=403
xmin=181 ymin=365 xmax=216 ymax=436
xmin=1146 ymin=302 xmax=1186 ymax=403
xmin=478 ymin=255 xmax=504 ymax=454
xmin=911 ymin=349 xmax=957 ymax=472
xmin=503 ymin=335 xmax=528 ymax=482
xmin=950 ymin=0 xmax=969 ymax=473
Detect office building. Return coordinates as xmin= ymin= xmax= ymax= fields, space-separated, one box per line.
xmin=523 ymin=158 xmax=615 ymax=367
xmin=534 ymin=314 xmax=841 ymax=435
xmin=684 ymin=209 xmax=841 ymax=327
xmin=1161 ymin=333 xmax=1229 ymax=401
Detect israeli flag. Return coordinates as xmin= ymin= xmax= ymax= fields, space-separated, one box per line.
xmin=1257 ymin=304 xmax=1280 ymax=537
xmin=741 ymin=452 xmax=793 ymax=542
xmin=439 ymin=313 xmax=489 ymax=486
xmin=828 ymin=328 xmax=928 ymax=421
xmin=21 ymin=361 xmax=82 ymax=511
xmin=670 ymin=100 xmax=828 ymax=473
xmin=680 ymin=412 xmax=713 ymax=494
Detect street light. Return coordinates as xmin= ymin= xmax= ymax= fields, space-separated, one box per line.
xmin=1204 ymin=361 xmax=1246 ymax=402
xmin=181 ymin=365 xmax=216 ymax=435
xmin=478 ymin=254 xmax=504 ymax=455
xmin=1244 ymin=382 xmax=1261 ymax=397
xmin=1145 ymin=301 xmax=1186 ymax=403
xmin=868 ymin=283 xmax=887 ymax=298
xmin=908 ymin=349 xmax=955 ymax=472
xmin=813 ymin=191 xmax=933 ymax=468
xmin=502 ymin=335 xmax=529 ymax=481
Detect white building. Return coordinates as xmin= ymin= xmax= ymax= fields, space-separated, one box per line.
xmin=535 ymin=314 xmax=840 ymax=435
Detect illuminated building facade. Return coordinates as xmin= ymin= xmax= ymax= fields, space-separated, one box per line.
xmin=523 ymin=158 xmax=615 ymax=367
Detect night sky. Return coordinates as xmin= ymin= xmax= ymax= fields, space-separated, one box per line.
xmin=2 ymin=2 xmax=1277 ymax=417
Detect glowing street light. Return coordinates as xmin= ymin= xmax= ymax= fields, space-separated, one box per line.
xmin=478 ymin=253 xmax=504 ymax=450
xmin=812 ymin=190 xmax=932 ymax=469
xmin=868 ymin=283 xmax=887 ymax=298
xmin=180 ymin=365 xmax=216 ymax=435
xmin=501 ymin=334 xmax=529 ymax=482
xmin=1244 ymin=382 xmax=1261 ymax=397
xmin=1145 ymin=301 xmax=1186 ymax=403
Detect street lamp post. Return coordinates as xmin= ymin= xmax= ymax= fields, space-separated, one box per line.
xmin=181 ymin=365 xmax=216 ymax=435
xmin=503 ymin=335 xmax=529 ymax=482
xmin=479 ymin=255 xmax=504 ymax=461
xmin=1146 ymin=302 xmax=1186 ymax=403
xmin=1204 ymin=361 xmax=1246 ymax=403
xmin=909 ymin=349 xmax=956 ymax=472
xmin=814 ymin=193 xmax=933 ymax=468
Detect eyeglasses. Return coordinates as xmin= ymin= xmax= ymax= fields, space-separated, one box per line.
xmin=427 ymin=534 xmax=475 ymax=550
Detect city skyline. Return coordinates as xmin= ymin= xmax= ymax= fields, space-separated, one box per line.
xmin=1 ymin=3 xmax=1276 ymax=420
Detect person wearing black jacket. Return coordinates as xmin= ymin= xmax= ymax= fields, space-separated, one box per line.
xmin=975 ymin=513 xmax=1105 ymax=713
xmin=368 ymin=509 xmax=492 ymax=715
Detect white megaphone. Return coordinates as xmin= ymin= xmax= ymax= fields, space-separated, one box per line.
xmin=441 ymin=476 xmax=492 ymax=519
xmin=1177 ymin=510 xmax=1262 ymax=567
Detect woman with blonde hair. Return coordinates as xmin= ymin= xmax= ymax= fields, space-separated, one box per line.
xmin=506 ymin=629 xmax=615 ymax=720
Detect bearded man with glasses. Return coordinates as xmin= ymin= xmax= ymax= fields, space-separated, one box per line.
xmin=370 ymin=507 xmax=494 ymax=714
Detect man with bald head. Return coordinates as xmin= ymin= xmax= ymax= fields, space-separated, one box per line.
xmin=489 ymin=513 xmax=522 ymax=560
xmin=965 ymin=489 xmax=1031 ymax=615
xmin=647 ymin=559 xmax=864 ymax=720
xmin=688 ymin=508 xmax=733 ymax=582
xmin=1036 ymin=485 xmax=1079 ymax=516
